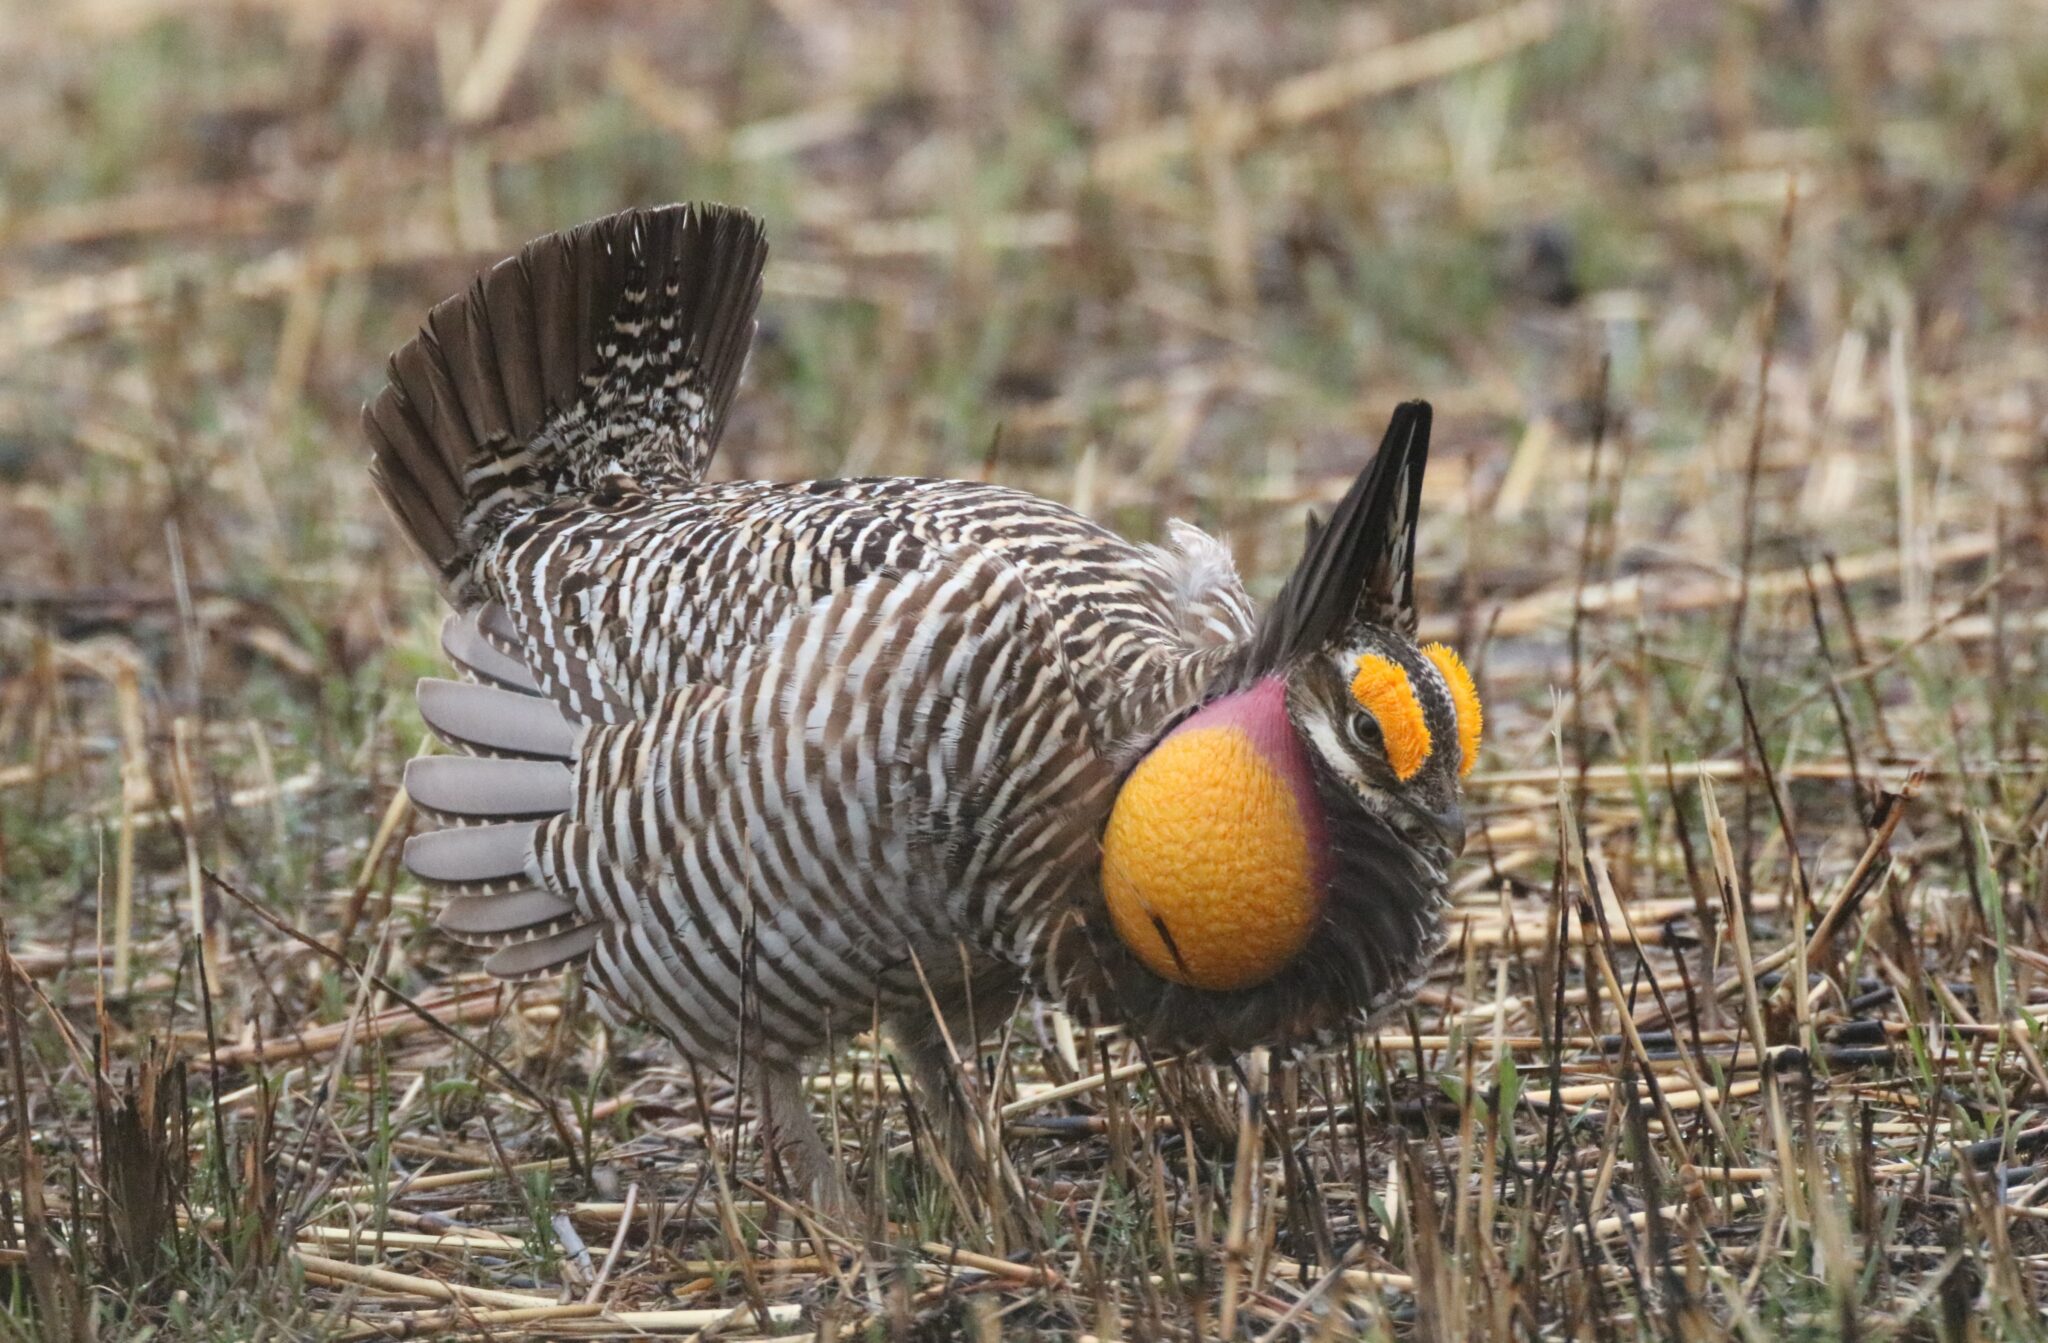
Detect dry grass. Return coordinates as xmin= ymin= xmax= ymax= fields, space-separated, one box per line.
xmin=4 ymin=0 xmax=2048 ymax=1337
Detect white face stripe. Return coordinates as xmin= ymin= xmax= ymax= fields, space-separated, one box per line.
xmin=1297 ymin=705 xmax=1375 ymax=800
xmin=1298 ymin=707 xmax=1343 ymax=765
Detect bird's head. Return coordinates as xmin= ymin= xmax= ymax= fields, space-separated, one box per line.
xmin=1091 ymin=402 xmax=1480 ymax=1043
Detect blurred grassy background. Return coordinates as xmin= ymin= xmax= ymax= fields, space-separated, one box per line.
xmin=4 ymin=0 xmax=2048 ymax=1338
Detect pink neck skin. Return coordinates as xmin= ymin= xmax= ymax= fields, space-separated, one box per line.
xmin=1167 ymin=677 xmax=1331 ymax=883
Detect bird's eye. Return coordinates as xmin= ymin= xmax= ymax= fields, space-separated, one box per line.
xmin=1347 ymin=711 xmax=1381 ymax=749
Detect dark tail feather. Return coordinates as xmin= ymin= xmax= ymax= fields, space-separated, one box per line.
xmin=363 ymin=203 xmax=769 ymax=597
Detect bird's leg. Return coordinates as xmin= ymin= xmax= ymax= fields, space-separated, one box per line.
xmin=756 ymin=1063 xmax=849 ymax=1218
xmin=899 ymin=1019 xmax=985 ymax=1182
xmin=893 ymin=974 xmax=1026 ymax=1211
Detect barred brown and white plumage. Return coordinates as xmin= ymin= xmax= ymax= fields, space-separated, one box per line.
xmin=365 ymin=203 xmax=1478 ymax=1204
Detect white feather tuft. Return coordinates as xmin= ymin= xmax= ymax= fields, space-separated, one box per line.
xmin=1155 ymin=518 xmax=1255 ymax=649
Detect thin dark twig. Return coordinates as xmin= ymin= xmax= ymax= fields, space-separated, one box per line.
xmin=1569 ymin=354 xmax=1613 ymax=810
xmin=1824 ymin=550 xmax=1897 ymax=757
xmin=1801 ymin=555 xmax=1870 ymax=822
xmin=1735 ymin=677 xmax=1813 ymax=916
xmin=190 ymin=932 xmax=237 ymax=1218
xmin=1727 ymin=179 xmax=1800 ymax=680
xmin=201 ymin=868 xmax=587 ymax=1180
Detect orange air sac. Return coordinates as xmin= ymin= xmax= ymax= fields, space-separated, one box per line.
xmin=1100 ymin=678 xmax=1325 ymax=991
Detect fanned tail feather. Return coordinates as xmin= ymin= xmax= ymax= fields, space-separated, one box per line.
xmin=364 ymin=203 xmax=768 ymax=599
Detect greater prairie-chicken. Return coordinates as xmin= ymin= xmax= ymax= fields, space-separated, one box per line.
xmin=366 ymin=204 xmax=1478 ymax=1202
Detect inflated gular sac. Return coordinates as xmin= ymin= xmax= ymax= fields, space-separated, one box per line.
xmin=1100 ymin=679 xmax=1325 ymax=991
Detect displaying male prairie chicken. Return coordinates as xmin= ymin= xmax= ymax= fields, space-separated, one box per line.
xmin=366 ymin=203 xmax=1479 ymax=1204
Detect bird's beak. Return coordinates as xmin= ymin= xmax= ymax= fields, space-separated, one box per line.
xmin=1428 ymin=802 xmax=1468 ymax=858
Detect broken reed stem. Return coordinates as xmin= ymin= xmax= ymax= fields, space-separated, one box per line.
xmin=1570 ymin=839 xmax=1697 ymax=1177
xmin=921 ymin=1241 xmax=1063 ymax=1287
xmin=1586 ymin=849 xmax=1739 ymax=1164
xmin=1776 ymin=771 xmax=1922 ymax=1004
xmin=169 ymin=716 xmax=214 ymax=1000
xmin=1727 ymin=176 xmax=1799 ymax=679
xmin=112 ymin=660 xmax=146 ymax=994
xmin=1700 ymin=778 xmax=1771 ymax=1050
xmin=333 ymin=1303 xmax=600 ymax=1342
xmin=1568 ymin=354 xmax=1612 ymax=810
xmin=1091 ymin=0 xmax=1560 ymax=178
xmin=583 ymin=1180 xmax=637 ymax=1304
xmin=1219 ymin=1048 xmax=1268 ymax=1338
xmin=336 ymin=777 xmax=414 ymax=951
